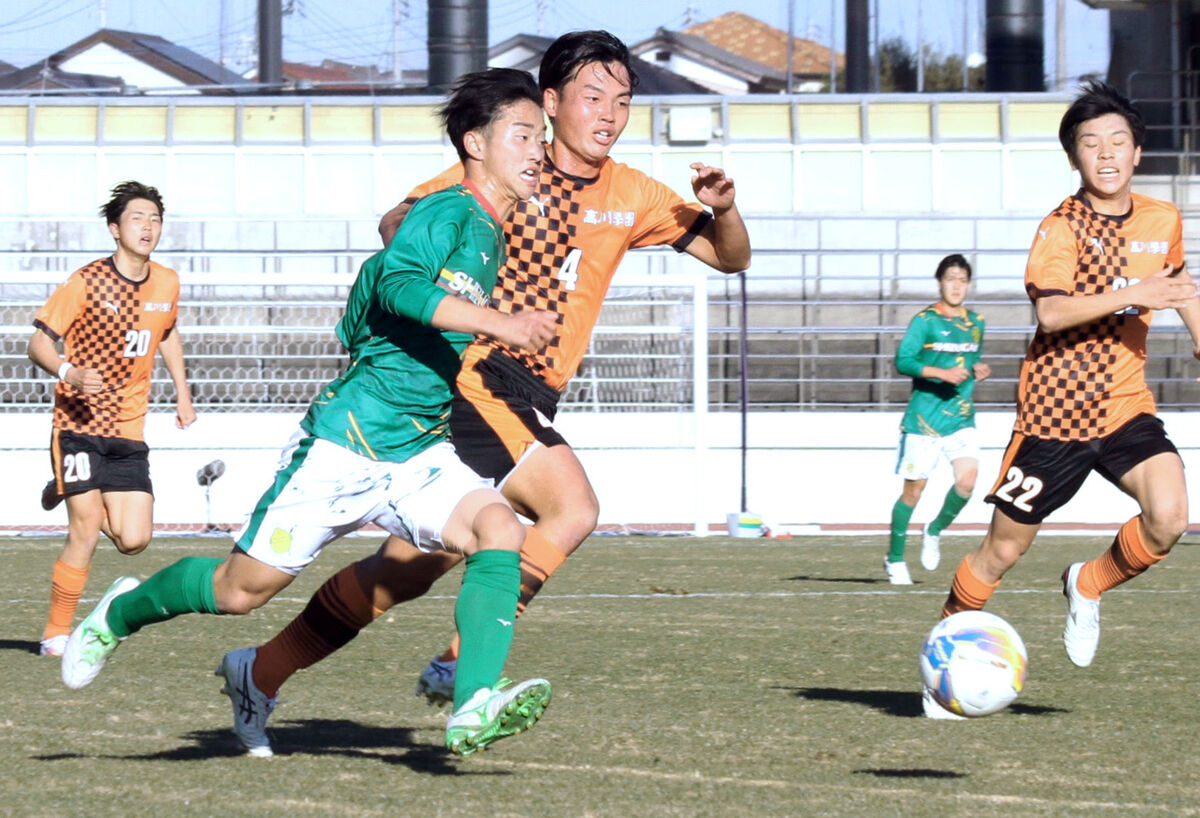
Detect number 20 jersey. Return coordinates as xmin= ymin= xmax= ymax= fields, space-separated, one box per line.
xmin=408 ymin=155 xmax=712 ymax=391
xmin=1018 ymin=192 xmax=1184 ymax=442
xmin=33 ymin=257 xmax=180 ymax=442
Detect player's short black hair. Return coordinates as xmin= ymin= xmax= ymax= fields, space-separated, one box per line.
xmin=1058 ymin=80 xmax=1146 ymax=162
xmin=100 ymin=180 xmax=163 ymax=224
xmin=935 ymin=253 xmax=972 ymax=280
xmin=440 ymin=67 xmax=542 ymax=164
xmin=538 ymin=30 xmax=640 ymax=95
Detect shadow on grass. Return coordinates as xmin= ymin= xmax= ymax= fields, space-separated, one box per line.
xmin=782 ymin=575 xmax=896 ymax=584
xmin=32 ymin=719 xmax=499 ymax=775
xmin=782 ymin=686 xmax=923 ymax=717
xmin=0 ymin=639 xmax=41 ymax=655
xmin=855 ymin=768 xmax=966 ymax=779
xmin=779 ymin=687 xmax=1069 ymax=718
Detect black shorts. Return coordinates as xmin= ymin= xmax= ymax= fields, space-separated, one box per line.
xmin=49 ymin=429 xmax=153 ymax=498
xmin=449 ymin=348 xmax=568 ymax=484
xmin=984 ymin=413 xmax=1177 ymax=524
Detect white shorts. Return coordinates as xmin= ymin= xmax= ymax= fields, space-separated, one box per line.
xmin=234 ymin=429 xmax=493 ymax=575
xmin=895 ymin=427 xmax=980 ymax=481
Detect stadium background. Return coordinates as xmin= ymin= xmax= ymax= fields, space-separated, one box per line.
xmin=3 ymin=1 xmax=1200 ymax=534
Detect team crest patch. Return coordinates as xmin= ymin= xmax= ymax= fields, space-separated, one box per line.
xmin=270 ymin=527 xmax=292 ymax=553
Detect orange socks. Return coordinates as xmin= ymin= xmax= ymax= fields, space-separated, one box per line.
xmin=941 ymin=556 xmax=1000 ymax=618
xmin=44 ymin=559 xmax=89 ymax=640
xmin=1077 ymin=516 xmax=1164 ymax=600
xmin=252 ymin=563 xmax=382 ymax=698
xmin=437 ymin=527 xmax=569 ymax=663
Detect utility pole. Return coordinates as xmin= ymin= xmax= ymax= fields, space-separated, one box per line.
xmin=393 ymin=0 xmax=408 ymax=82
xmin=258 ymin=0 xmax=283 ymax=86
xmin=916 ymin=0 xmax=924 ymax=92
xmin=787 ymin=0 xmax=795 ymax=94
xmin=1056 ymin=0 xmax=1067 ymax=91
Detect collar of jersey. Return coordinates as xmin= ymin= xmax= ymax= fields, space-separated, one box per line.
xmin=460 ymin=178 xmax=504 ymax=226
xmin=105 ymin=255 xmax=152 ymax=288
xmin=543 ymin=152 xmax=605 ymax=187
xmin=1075 ymin=189 xmax=1133 ymax=224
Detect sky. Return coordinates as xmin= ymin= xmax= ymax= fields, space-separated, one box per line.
xmin=0 ymin=0 xmax=1110 ymax=89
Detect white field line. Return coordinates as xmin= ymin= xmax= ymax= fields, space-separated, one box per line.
xmin=467 ymin=759 xmax=1198 ymax=815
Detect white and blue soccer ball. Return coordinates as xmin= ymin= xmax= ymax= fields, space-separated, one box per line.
xmin=919 ymin=610 xmax=1028 ymax=717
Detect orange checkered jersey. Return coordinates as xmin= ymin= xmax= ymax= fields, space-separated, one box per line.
xmin=1018 ymin=192 xmax=1185 ymax=441
xmin=33 ymin=257 xmax=180 ymax=441
xmin=406 ymin=155 xmax=711 ymax=391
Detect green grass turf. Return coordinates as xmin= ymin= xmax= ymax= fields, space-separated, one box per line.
xmin=1 ymin=533 xmax=1197 ymax=817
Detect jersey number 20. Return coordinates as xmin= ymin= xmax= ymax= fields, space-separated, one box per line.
xmin=123 ymin=329 xmax=151 ymax=357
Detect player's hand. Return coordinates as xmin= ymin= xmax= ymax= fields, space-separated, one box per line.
xmin=939 ymin=366 xmax=970 ymax=385
xmin=64 ymin=366 xmax=104 ymax=394
xmin=972 ymin=362 xmax=992 ymax=381
xmin=498 ymin=309 xmax=558 ymax=352
xmin=176 ymin=396 xmax=197 ymax=429
xmin=1130 ymin=265 xmax=1198 ymax=311
xmin=690 ymin=163 xmax=737 ymax=211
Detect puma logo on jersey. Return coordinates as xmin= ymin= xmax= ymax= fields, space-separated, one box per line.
xmin=529 ymin=195 xmax=546 ymax=216
xmin=1089 ymin=237 xmax=1106 ymax=255
xmin=496 ymin=618 xmax=513 ymax=627
xmin=103 ymin=301 xmax=119 ymax=312
xmin=480 ymin=252 xmax=490 ymax=265
xmin=1037 ymin=229 xmax=1048 ymax=240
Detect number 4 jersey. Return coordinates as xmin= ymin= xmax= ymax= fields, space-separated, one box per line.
xmin=407 ymin=154 xmax=712 ymax=391
xmin=33 ymin=257 xmax=180 ymax=441
xmin=1018 ymin=192 xmax=1184 ymax=442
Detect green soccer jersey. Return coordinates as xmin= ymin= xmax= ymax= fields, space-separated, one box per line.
xmin=301 ymin=183 xmax=505 ymax=462
xmin=896 ymin=305 xmax=986 ymax=437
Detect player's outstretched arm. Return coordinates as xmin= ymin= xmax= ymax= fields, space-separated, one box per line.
xmin=1035 ymin=265 xmax=1198 ymax=333
xmin=429 ymin=297 xmax=558 ymax=353
xmin=28 ymin=328 xmax=103 ymax=394
xmin=682 ymin=163 xmax=751 ymax=273
xmin=158 ymin=329 xmax=196 ymax=429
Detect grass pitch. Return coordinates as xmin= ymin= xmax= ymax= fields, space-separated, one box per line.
xmin=1 ymin=533 xmax=1197 ymax=817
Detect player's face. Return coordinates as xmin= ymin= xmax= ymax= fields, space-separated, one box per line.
xmin=1071 ymin=112 xmax=1141 ymax=208
xmin=938 ymin=267 xmax=970 ymax=308
xmin=543 ymin=60 xmax=632 ymax=173
xmin=108 ymin=198 xmax=162 ymax=259
xmin=478 ymin=98 xmax=546 ymax=207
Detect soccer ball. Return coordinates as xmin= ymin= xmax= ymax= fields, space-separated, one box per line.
xmin=919 ymin=610 xmax=1028 ymax=717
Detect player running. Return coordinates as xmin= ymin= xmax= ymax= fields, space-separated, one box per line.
xmin=62 ymin=68 xmax=559 ymax=757
xmin=884 ymin=254 xmax=989 ymax=585
xmin=229 ymin=31 xmax=751 ymax=729
xmin=30 ymin=181 xmax=195 ymax=658
xmin=926 ymin=81 xmax=1200 ymax=717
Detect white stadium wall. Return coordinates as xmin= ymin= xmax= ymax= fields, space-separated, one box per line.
xmin=5 ymin=411 xmax=1198 ymax=535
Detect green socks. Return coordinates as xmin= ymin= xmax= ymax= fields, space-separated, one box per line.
xmin=106 ymin=556 xmax=223 ymax=638
xmin=929 ymin=488 xmax=970 ymax=536
xmin=453 ymin=549 xmax=519 ymax=711
xmin=888 ymin=499 xmax=915 ymax=562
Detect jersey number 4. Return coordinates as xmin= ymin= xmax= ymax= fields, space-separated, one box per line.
xmin=123 ymin=329 xmax=151 ymax=357
xmin=557 ymin=249 xmax=581 ymax=292
xmin=993 ymin=466 xmax=1044 ymax=512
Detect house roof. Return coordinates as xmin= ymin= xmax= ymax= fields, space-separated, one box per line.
xmin=685 ymin=12 xmax=844 ymax=76
xmin=488 ymin=33 xmax=709 ymax=95
xmin=0 ymin=61 xmax=124 ymax=92
xmin=49 ymin=28 xmax=247 ymax=88
xmin=633 ymin=28 xmax=787 ymax=85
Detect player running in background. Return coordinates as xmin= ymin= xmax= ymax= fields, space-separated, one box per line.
xmin=884 ymin=254 xmax=989 ymax=585
xmin=236 ymin=29 xmax=751 ymax=713
xmin=29 ymin=181 xmax=195 ymax=658
xmin=62 ymin=68 xmax=559 ymax=757
xmin=927 ymin=81 xmax=1200 ymax=718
